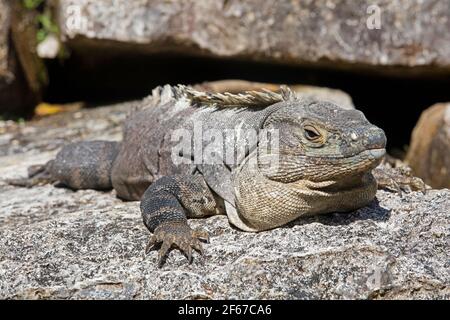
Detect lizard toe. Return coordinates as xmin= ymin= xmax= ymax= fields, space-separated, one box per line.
xmin=158 ymin=240 xmax=173 ymax=267
xmin=373 ymin=166 xmax=429 ymax=194
xmin=144 ymin=235 xmax=157 ymax=255
xmin=191 ymin=238 xmax=204 ymax=255
xmin=147 ymin=222 xmax=208 ymax=266
xmin=193 ymin=228 xmax=210 ymax=243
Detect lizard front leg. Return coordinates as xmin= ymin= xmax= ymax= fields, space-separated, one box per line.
xmin=140 ymin=175 xmax=221 ymax=266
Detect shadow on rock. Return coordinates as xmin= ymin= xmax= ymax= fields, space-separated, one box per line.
xmin=287 ymin=198 xmax=391 ymax=228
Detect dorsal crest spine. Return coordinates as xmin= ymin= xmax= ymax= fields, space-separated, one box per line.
xmin=176 ymin=84 xmax=296 ymax=109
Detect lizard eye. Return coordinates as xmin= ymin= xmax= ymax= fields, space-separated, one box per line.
xmin=303 ymin=125 xmax=321 ymax=141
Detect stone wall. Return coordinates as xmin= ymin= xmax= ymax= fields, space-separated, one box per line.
xmin=57 ymin=0 xmax=450 ymax=72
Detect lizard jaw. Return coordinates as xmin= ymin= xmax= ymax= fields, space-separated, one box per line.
xmin=367 ymin=148 xmax=386 ymax=160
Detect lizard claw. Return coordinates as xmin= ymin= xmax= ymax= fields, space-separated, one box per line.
xmin=193 ymin=228 xmax=210 ymax=243
xmin=145 ymin=235 xmax=157 ymax=255
xmin=192 ymin=239 xmax=204 ymax=255
xmin=373 ymin=166 xmax=428 ymax=194
xmin=158 ymin=240 xmax=173 ymax=266
xmin=145 ymin=221 xmax=209 ymax=266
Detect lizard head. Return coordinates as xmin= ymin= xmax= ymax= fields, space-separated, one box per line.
xmin=259 ymin=99 xmax=387 ymax=184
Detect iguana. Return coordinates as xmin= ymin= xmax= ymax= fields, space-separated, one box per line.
xmin=8 ymin=84 xmax=425 ymax=266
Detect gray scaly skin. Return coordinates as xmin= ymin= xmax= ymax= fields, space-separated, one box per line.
xmin=8 ymin=85 xmax=425 ymax=266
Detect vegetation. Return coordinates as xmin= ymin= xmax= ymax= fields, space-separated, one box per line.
xmin=23 ymin=0 xmax=60 ymax=44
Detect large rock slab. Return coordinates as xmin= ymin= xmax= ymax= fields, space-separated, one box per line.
xmin=406 ymin=103 xmax=450 ymax=189
xmin=0 ymin=185 xmax=448 ymax=300
xmin=0 ymin=97 xmax=449 ymax=300
xmin=58 ymin=0 xmax=450 ymax=73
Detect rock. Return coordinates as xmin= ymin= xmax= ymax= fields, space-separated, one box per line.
xmin=194 ymin=80 xmax=355 ymax=109
xmin=57 ymin=0 xmax=450 ymax=73
xmin=0 ymin=0 xmax=9 ymax=79
xmin=406 ymin=103 xmax=450 ymax=189
xmin=0 ymin=98 xmax=449 ymax=299
xmin=0 ymin=0 xmax=43 ymax=115
xmin=290 ymin=84 xmax=354 ymax=110
xmin=37 ymin=34 xmax=61 ymax=60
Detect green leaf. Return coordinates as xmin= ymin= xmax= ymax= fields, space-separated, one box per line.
xmin=23 ymin=0 xmax=44 ymax=10
xmin=36 ymin=29 xmax=47 ymax=43
xmin=38 ymin=12 xmax=60 ymax=34
xmin=38 ymin=14 xmax=52 ymax=29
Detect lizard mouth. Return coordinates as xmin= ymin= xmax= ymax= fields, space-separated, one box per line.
xmin=365 ymin=148 xmax=386 ymax=160
xmin=343 ymin=147 xmax=386 ymax=175
xmin=259 ymin=147 xmax=387 ymax=183
xmin=315 ymin=147 xmax=387 ymax=177
xmin=347 ymin=148 xmax=386 ymax=169
xmin=326 ymin=147 xmax=386 ymax=161
xmin=312 ymin=148 xmax=386 ymax=185
xmin=310 ymin=147 xmax=386 ymax=161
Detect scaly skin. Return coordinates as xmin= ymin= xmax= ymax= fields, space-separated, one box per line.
xmin=8 ymin=84 xmax=425 ymax=266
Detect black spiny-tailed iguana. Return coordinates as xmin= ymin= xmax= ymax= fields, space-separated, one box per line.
xmin=9 ymin=85 xmax=424 ymax=266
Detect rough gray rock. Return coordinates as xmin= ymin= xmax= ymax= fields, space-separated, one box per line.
xmin=58 ymin=0 xmax=450 ymax=73
xmin=0 ymin=98 xmax=450 ymax=299
xmin=0 ymin=100 xmax=449 ymax=300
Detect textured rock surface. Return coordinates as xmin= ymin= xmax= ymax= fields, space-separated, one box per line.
xmin=0 ymin=0 xmax=19 ymax=113
xmin=0 ymin=0 xmax=9 ymax=78
xmin=0 ymin=96 xmax=449 ymax=300
xmin=406 ymin=103 xmax=450 ymax=189
xmin=0 ymin=0 xmax=38 ymax=114
xmin=58 ymin=0 xmax=450 ymax=72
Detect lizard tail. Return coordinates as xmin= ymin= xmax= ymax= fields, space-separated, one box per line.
xmin=6 ymin=161 xmax=56 ymax=188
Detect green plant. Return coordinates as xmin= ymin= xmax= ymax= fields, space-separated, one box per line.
xmin=23 ymin=0 xmax=45 ymax=10
xmin=23 ymin=0 xmax=60 ymax=44
xmin=36 ymin=11 xmax=59 ymax=43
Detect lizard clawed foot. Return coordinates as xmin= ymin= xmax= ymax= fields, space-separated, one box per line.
xmin=373 ymin=166 xmax=428 ymax=194
xmin=145 ymin=221 xmax=209 ymax=267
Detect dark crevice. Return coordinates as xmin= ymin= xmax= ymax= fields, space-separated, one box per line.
xmin=42 ymin=50 xmax=450 ymax=156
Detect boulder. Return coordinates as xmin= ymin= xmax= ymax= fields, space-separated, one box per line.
xmin=0 ymin=0 xmax=43 ymax=115
xmin=57 ymin=0 xmax=450 ymax=73
xmin=0 ymin=0 xmax=9 ymax=79
xmin=0 ymin=98 xmax=448 ymax=299
xmin=406 ymin=103 xmax=450 ymax=189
